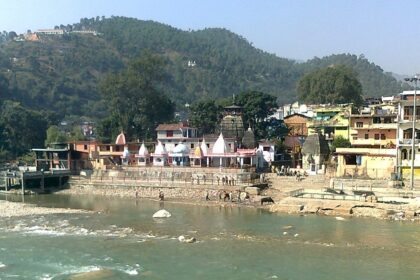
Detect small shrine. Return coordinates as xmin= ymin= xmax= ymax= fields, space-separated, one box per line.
xmin=151 ymin=141 xmax=168 ymax=166
xmin=135 ymin=142 xmax=150 ymax=166
xmin=169 ymin=143 xmax=190 ymax=166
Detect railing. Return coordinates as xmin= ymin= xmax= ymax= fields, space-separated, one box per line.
xmin=288 ymin=188 xmax=304 ymax=197
xmin=352 ymin=123 xmax=397 ymax=129
xmin=399 ymin=139 xmax=420 ymax=145
xmin=299 ymin=192 xmax=364 ymax=201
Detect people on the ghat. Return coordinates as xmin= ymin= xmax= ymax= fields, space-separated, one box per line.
xmin=205 ymin=190 xmax=210 ymax=201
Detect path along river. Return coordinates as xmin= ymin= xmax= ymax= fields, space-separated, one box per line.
xmin=0 ymin=194 xmax=419 ymax=280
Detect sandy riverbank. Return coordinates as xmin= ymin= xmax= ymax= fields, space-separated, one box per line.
xmin=0 ymin=200 xmax=89 ymax=218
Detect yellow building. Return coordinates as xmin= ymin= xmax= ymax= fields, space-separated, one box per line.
xmin=335 ymin=147 xmax=396 ymax=179
xmin=307 ymin=104 xmax=352 ymax=140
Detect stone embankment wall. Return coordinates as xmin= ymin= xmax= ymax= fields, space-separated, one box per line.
xmin=66 ymin=177 xmax=267 ymax=201
xmin=66 ymin=181 xmax=227 ymax=200
xmin=66 ymin=168 xmax=267 ymax=200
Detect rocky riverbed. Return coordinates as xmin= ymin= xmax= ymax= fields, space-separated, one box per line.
xmin=0 ymin=200 xmax=89 ymax=217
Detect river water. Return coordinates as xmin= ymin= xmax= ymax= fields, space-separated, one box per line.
xmin=0 ymin=194 xmax=419 ymax=280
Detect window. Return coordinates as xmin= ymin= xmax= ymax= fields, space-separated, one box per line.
xmin=344 ymin=155 xmax=362 ymax=166
xmin=374 ymin=134 xmax=380 ymax=140
xmin=166 ymin=131 xmax=173 ymax=137
xmin=364 ymin=134 xmax=369 ymax=139
xmin=344 ymin=155 xmax=357 ymax=165
xmin=191 ymin=143 xmax=194 ymax=149
xmin=84 ymin=145 xmax=88 ymax=150
xmin=352 ymin=136 xmax=357 ymax=140
xmin=380 ymin=134 xmax=386 ymax=140
xmin=404 ymin=107 xmax=411 ymax=120
xmin=356 ymin=122 xmax=363 ymax=128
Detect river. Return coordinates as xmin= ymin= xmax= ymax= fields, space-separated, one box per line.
xmin=0 ymin=194 xmax=419 ymax=279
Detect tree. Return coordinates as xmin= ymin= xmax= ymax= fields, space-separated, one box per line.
xmin=0 ymin=101 xmax=49 ymax=158
xmin=188 ymin=99 xmax=222 ymax=135
xmin=99 ymin=52 xmax=175 ymax=142
xmin=235 ymin=91 xmax=277 ymax=139
xmin=45 ymin=125 xmax=67 ymax=146
xmin=258 ymin=117 xmax=289 ymax=140
xmin=330 ymin=135 xmax=351 ymax=152
xmin=69 ymin=125 xmax=85 ymax=141
xmin=297 ymin=65 xmax=363 ymax=106
xmin=235 ymin=91 xmax=277 ymax=127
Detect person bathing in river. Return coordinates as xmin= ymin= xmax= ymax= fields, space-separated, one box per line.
xmin=159 ymin=191 xmax=164 ymax=201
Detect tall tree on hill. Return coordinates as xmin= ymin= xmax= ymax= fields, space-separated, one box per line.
xmin=99 ymin=52 xmax=175 ymax=142
xmin=234 ymin=91 xmax=278 ymax=139
xmin=297 ymin=65 xmax=363 ymax=106
xmin=235 ymin=91 xmax=278 ymax=127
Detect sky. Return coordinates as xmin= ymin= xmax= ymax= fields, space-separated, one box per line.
xmin=1 ymin=0 xmax=420 ymax=75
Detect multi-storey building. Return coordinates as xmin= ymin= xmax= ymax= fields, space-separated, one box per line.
xmin=306 ymin=104 xmax=352 ymax=141
xmin=396 ymin=91 xmax=420 ymax=178
xmin=349 ymin=104 xmax=397 ymax=148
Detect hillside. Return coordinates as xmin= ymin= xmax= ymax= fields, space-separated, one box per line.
xmin=0 ymin=16 xmax=406 ymax=120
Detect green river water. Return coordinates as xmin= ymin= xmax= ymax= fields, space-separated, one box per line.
xmin=0 ymin=194 xmax=419 ymax=280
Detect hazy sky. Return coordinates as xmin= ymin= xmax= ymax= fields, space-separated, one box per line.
xmin=1 ymin=0 xmax=419 ymax=75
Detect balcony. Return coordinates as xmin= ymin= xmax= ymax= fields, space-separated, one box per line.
xmin=402 ymin=115 xmax=420 ymax=122
xmin=398 ymin=139 xmax=420 ymax=145
xmin=352 ymin=123 xmax=397 ymax=130
xmin=351 ymin=139 xmax=391 ymax=146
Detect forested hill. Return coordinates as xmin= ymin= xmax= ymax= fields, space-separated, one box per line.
xmin=0 ymin=16 xmax=405 ymax=120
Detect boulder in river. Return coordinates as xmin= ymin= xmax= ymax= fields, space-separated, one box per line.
xmin=152 ymin=209 xmax=172 ymax=218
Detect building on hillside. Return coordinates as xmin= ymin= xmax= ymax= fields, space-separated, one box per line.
xmin=35 ymin=29 xmax=64 ymax=35
xmin=396 ymin=91 xmax=420 ymax=179
xmin=307 ymin=104 xmax=352 ymax=141
xmin=24 ymin=32 xmax=39 ymax=41
xmin=335 ymin=147 xmax=396 ymax=179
